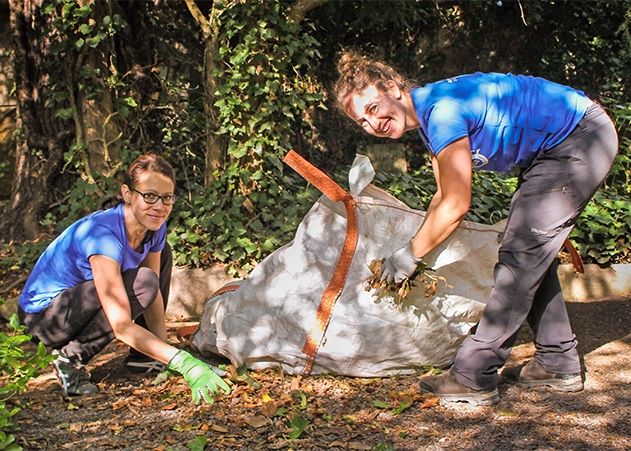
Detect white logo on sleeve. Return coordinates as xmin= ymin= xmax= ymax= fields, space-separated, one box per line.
xmin=471 ymin=149 xmax=489 ymax=169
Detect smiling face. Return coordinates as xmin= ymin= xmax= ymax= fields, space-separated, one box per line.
xmin=123 ymin=170 xmax=175 ymax=233
xmin=342 ymin=82 xmax=418 ymax=139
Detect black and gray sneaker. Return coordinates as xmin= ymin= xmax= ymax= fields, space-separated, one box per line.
xmin=52 ymin=350 xmax=99 ymax=396
xmin=124 ymin=354 xmax=166 ymax=374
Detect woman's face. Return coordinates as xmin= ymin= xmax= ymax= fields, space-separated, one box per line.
xmin=124 ymin=170 xmax=175 ymax=231
xmin=343 ymin=82 xmax=414 ymax=139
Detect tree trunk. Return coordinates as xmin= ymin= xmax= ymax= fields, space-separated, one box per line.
xmin=2 ymin=0 xmax=72 ymax=241
xmin=74 ymin=0 xmax=127 ymax=182
xmin=202 ymin=27 xmax=224 ymax=187
xmin=77 ymin=0 xmax=161 ymax=180
xmin=287 ymin=0 xmax=329 ymax=23
xmin=184 ymin=0 xmax=226 ymax=187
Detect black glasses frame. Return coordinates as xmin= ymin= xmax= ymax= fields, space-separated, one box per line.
xmin=130 ymin=187 xmax=176 ymax=205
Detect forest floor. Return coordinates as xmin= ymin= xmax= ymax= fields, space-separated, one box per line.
xmin=9 ymin=294 xmax=631 ymax=451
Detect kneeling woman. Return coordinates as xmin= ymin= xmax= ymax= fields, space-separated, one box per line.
xmin=18 ymin=153 xmax=229 ymax=405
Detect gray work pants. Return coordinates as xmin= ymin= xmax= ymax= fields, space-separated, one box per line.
xmin=453 ymin=103 xmax=619 ymax=390
xmin=18 ymin=244 xmax=172 ymax=364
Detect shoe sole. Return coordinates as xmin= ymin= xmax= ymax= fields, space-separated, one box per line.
xmin=419 ymin=381 xmax=500 ymax=406
xmin=126 ymin=361 xmax=166 ymax=374
xmin=436 ymin=389 xmax=500 ymax=406
xmin=516 ymin=375 xmax=583 ymax=393
xmin=516 ymin=376 xmax=583 ymax=392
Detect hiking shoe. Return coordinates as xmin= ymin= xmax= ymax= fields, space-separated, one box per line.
xmin=419 ymin=369 xmax=500 ymax=406
xmin=124 ymin=354 xmax=166 ymax=374
xmin=503 ymin=359 xmax=583 ymax=392
xmin=52 ymin=350 xmax=99 ymax=396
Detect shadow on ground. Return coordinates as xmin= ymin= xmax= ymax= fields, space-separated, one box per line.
xmin=12 ymin=296 xmax=631 ymax=450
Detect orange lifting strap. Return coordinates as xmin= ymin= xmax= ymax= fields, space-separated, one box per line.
xmin=283 ymin=150 xmax=359 ymax=375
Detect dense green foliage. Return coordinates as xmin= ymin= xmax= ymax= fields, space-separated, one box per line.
xmin=0 ymin=315 xmax=53 ymax=450
xmin=167 ymin=1 xmax=325 ymax=273
xmin=4 ymin=0 xmax=630 ymax=275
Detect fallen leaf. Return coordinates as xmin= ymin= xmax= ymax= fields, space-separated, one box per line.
xmin=262 ymin=399 xmax=278 ymax=417
xmin=348 ymin=441 xmax=371 ymax=450
xmin=342 ymin=414 xmax=357 ymax=423
xmin=161 ymin=403 xmax=178 ymax=411
xmin=420 ymin=397 xmax=440 ymax=409
xmin=267 ymin=439 xmax=290 ymax=450
xmin=290 ymin=376 xmax=302 ymax=391
xmin=372 ymin=399 xmax=390 ymax=409
xmin=111 ymin=398 xmax=127 ymax=410
xmin=211 ymin=424 xmax=229 ymax=433
xmin=246 ymin=415 xmax=270 ymax=428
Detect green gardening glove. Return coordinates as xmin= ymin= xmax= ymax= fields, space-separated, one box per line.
xmin=167 ymin=350 xmax=231 ymax=405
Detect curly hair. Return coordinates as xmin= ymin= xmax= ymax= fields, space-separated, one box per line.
xmin=334 ymin=50 xmax=412 ymax=112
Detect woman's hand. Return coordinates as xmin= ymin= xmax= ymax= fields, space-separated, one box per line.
xmin=380 ymin=241 xmax=422 ymax=284
xmin=167 ymin=350 xmax=231 ymax=405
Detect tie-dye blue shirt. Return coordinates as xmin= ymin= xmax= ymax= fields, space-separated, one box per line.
xmin=411 ymin=72 xmax=592 ymax=173
xmin=19 ymin=203 xmax=166 ymax=313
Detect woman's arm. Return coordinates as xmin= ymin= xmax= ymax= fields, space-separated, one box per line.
xmin=419 ymin=155 xmax=444 ymax=225
xmin=90 ymin=253 xmax=230 ymax=404
xmin=410 ymin=136 xmax=472 ymax=259
xmin=89 ymin=254 xmax=177 ymax=364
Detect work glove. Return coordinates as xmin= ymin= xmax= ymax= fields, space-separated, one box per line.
xmin=167 ymin=349 xmax=231 ymax=405
xmin=380 ymin=241 xmax=422 ymax=284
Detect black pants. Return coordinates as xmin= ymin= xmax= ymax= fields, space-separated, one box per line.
xmin=453 ymin=103 xmax=619 ymax=390
xmin=18 ymin=244 xmax=172 ymax=364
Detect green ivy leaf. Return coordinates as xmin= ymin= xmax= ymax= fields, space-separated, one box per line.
xmin=288 ymin=415 xmax=309 ymax=440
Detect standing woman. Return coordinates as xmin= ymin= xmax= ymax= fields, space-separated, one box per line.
xmin=334 ymin=51 xmax=618 ymax=405
xmin=18 ymin=153 xmax=230 ymax=405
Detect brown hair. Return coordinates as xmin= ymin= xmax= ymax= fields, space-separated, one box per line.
xmin=334 ymin=50 xmax=412 ymax=111
xmin=124 ymin=153 xmax=175 ymax=188
xmin=100 ymin=153 xmax=175 ymax=210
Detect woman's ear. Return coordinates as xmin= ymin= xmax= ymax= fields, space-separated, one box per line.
xmin=121 ymin=184 xmax=131 ymax=204
xmin=386 ymin=80 xmax=402 ymax=99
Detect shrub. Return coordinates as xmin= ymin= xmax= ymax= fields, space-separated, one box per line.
xmin=0 ymin=314 xmax=53 ymax=450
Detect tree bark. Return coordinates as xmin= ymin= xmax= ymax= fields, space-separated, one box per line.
xmin=184 ymin=0 xmax=224 ymax=187
xmin=70 ymin=0 xmax=121 ymax=180
xmin=287 ymin=0 xmax=329 ymax=23
xmin=2 ymin=0 xmax=71 ymax=240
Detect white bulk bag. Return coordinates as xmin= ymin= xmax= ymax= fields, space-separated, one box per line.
xmin=192 ymin=154 xmax=504 ymax=377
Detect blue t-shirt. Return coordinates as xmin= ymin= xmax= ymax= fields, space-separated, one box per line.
xmin=410 ymin=72 xmax=592 ymax=173
xmin=19 ymin=203 xmax=166 ymax=313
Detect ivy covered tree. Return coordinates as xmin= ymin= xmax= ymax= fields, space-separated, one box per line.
xmin=1 ymin=0 xmax=628 ymax=269
xmin=3 ymin=0 xmax=187 ymax=240
xmin=5 ymin=0 xmax=71 ymax=240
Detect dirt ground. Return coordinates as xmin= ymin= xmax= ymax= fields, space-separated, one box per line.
xmin=11 ymin=295 xmax=631 ymax=451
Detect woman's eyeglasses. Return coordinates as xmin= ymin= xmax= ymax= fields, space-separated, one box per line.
xmin=130 ymin=187 xmax=176 ymax=205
